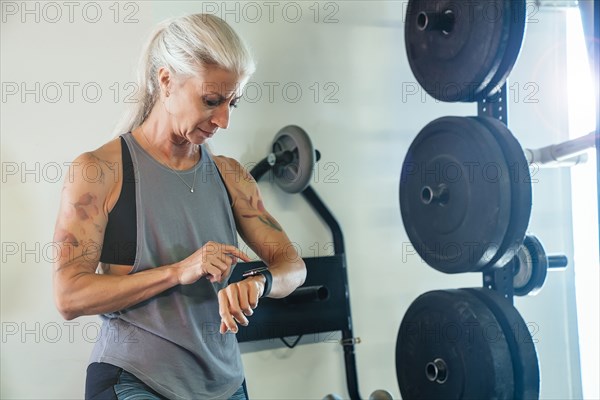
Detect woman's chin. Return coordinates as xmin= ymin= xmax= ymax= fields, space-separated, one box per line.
xmin=191 ymin=137 xmax=207 ymax=146
xmin=186 ymin=129 xmax=210 ymax=145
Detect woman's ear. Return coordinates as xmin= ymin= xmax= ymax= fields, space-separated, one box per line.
xmin=157 ymin=66 xmax=172 ymax=96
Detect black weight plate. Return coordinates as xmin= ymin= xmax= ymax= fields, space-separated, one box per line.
xmin=271 ymin=125 xmax=316 ymax=193
xmin=464 ymin=288 xmax=540 ymax=400
xmin=514 ymin=235 xmax=548 ymax=296
xmin=399 ymin=116 xmax=511 ymax=273
xmin=405 ymin=0 xmax=511 ymax=102
xmin=472 ymin=117 xmax=532 ymax=269
xmin=396 ymin=289 xmax=514 ymax=399
xmin=481 ymin=0 xmax=527 ymax=99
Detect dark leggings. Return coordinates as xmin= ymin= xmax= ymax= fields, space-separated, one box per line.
xmin=85 ymin=362 xmax=248 ymax=400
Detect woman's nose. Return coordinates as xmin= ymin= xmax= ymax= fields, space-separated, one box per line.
xmin=210 ymin=102 xmax=231 ymax=129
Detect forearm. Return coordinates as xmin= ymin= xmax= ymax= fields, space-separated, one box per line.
xmin=54 ymin=263 xmax=179 ymax=320
xmin=265 ymin=258 xmax=306 ymax=298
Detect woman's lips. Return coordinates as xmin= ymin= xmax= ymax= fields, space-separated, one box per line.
xmin=197 ymin=127 xmax=215 ymax=137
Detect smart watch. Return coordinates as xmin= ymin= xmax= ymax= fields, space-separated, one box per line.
xmin=242 ymin=267 xmax=272 ymax=298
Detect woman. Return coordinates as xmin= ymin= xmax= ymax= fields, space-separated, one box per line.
xmin=52 ymin=13 xmax=306 ymax=400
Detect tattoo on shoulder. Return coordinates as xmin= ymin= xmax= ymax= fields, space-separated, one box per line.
xmin=88 ymin=152 xmax=121 ymax=185
xmin=240 ymin=166 xmax=256 ymax=184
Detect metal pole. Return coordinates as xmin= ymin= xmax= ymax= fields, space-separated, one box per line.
xmin=524 ymin=131 xmax=597 ymax=167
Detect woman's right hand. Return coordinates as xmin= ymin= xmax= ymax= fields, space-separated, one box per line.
xmin=175 ymin=242 xmax=251 ymax=285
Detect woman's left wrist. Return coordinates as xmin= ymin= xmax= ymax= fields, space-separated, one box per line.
xmin=250 ymin=275 xmax=267 ymax=297
xmin=243 ymin=267 xmax=272 ymax=298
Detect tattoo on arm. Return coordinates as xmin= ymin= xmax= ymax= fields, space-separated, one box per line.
xmin=53 ymin=229 xmax=102 ymax=271
xmin=71 ymin=192 xmax=104 ymax=234
xmin=255 ymin=215 xmax=282 ymax=232
xmin=55 ymin=229 xmax=80 ymax=247
xmin=235 ymin=187 xmax=282 ymax=232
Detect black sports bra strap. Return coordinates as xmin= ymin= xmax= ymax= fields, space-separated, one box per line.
xmin=98 ymin=136 xmax=137 ymax=265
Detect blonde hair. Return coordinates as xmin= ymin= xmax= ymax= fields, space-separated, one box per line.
xmin=113 ymin=13 xmax=256 ymax=136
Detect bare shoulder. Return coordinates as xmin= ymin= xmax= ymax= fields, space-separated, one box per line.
xmin=212 ymin=154 xmax=256 ymax=188
xmin=88 ymin=137 xmax=123 ymax=177
xmin=63 ymin=137 xmax=124 ymax=215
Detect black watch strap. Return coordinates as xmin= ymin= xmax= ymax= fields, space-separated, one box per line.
xmin=242 ymin=267 xmax=273 ymax=298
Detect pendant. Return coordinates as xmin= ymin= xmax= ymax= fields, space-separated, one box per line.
xmin=191 ymin=188 xmax=194 ymax=193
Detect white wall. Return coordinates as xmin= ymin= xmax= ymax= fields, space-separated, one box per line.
xmin=0 ymin=1 xmax=584 ymax=399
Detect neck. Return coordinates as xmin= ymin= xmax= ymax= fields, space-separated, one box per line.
xmin=137 ymin=120 xmax=199 ymax=171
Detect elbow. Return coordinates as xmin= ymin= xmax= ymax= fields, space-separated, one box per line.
xmin=297 ymin=258 xmax=307 ymax=287
xmin=55 ymin=297 xmax=79 ymax=321
xmin=54 ymin=288 xmax=82 ymax=321
xmin=60 ymin=310 xmax=78 ymax=321
xmin=53 ymin=267 xmax=91 ymax=320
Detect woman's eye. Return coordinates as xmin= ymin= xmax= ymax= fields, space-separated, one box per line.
xmin=204 ymin=98 xmax=221 ymax=107
xmin=203 ymin=96 xmax=240 ymax=108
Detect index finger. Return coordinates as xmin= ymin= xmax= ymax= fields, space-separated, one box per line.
xmin=221 ymin=245 xmax=251 ymax=263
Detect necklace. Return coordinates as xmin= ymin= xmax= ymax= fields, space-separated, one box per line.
xmin=139 ymin=126 xmax=199 ymax=193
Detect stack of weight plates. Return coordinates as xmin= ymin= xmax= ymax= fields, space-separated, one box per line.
xmin=397 ymin=1 xmax=539 ymax=399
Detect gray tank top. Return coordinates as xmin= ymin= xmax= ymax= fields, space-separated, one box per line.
xmin=89 ymin=132 xmax=244 ymax=399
